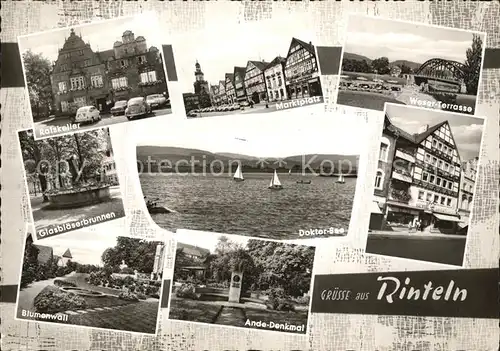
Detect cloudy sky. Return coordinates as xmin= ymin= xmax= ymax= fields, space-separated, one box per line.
xmin=386 ymin=104 xmax=484 ymax=161
xmin=35 ymin=222 xmax=123 ymax=266
xmin=344 ymin=15 xmax=485 ymax=64
xmin=176 ymin=230 xmax=251 ymax=253
xmin=19 ymin=12 xmax=163 ymax=63
xmin=135 ymin=112 xmax=367 ymax=157
xmin=171 ymin=15 xmax=318 ymax=93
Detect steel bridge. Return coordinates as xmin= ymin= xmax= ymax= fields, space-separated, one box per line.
xmin=413 ymin=58 xmax=467 ymax=90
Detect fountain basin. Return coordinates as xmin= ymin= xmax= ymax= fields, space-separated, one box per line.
xmin=60 ymin=287 xmax=106 ymax=297
xmin=46 ymin=185 xmax=111 ymax=209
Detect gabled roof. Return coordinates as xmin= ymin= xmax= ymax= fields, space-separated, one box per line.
xmin=34 ymin=244 xmax=53 ymax=264
xmin=384 ymin=114 xmax=450 ymax=146
xmin=177 ymin=242 xmax=210 ymax=257
xmin=219 ymin=80 xmax=225 ymax=86
xmin=290 ymin=37 xmax=315 ymax=55
xmin=62 ymin=248 xmax=73 ymax=258
xmin=97 ymin=49 xmax=115 ymax=62
xmin=234 ymin=66 xmax=246 ymax=76
xmin=225 ymin=73 xmax=234 ymax=81
xmin=413 ymin=121 xmax=447 ymax=144
xmin=248 ymin=60 xmax=270 ymax=71
xmin=265 ymin=56 xmax=286 ymax=70
xmin=383 ymin=114 xmax=415 ymax=142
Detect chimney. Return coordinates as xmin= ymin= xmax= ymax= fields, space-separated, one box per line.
xmin=418 ymin=124 xmax=429 ymax=134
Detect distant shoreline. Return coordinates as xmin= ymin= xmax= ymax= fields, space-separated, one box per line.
xmin=139 ymin=170 xmax=358 ymax=177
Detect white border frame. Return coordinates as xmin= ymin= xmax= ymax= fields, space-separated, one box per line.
xmin=14 ymin=228 xmax=167 ymax=336
xmin=335 ymin=13 xmax=488 ymax=118
xmin=17 ymin=12 xmax=174 ymax=141
xmin=364 ymin=102 xmax=488 ymax=268
xmin=166 ymin=229 xmax=317 ymax=336
xmin=16 ymin=126 xmax=126 ymax=242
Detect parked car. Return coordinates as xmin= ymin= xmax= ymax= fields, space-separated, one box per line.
xmin=125 ymin=97 xmax=152 ymax=120
xmin=146 ymin=94 xmax=168 ymax=110
xmin=72 ymin=106 xmax=101 ymax=124
xmin=187 ymin=110 xmax=198 ymax=117
xmin=110 ymin=100 xmax=128 ymax=116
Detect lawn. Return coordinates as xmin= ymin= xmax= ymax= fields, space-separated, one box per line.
xmin=67 ymin=300 xmax=160 ymax=333
xmin=168 ymin=297 xmax=222 ymax=323
xmin=244 ymin=308 xmax=309 ymax=334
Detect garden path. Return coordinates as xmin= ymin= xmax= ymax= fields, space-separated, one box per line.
xmin=17 ymin=272 xmax=77 ymax=314
xmin=213 ymin=306 xmax=246 ymax=327
xmin=17 ymin=278 xmax=58 ymax=312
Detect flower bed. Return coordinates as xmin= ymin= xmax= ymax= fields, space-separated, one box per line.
xmin=34 ymin=286 xmax=87 ymax=314
xmin=54 ymin=279 xmax=77 ymax=287
xmin=87 ymin=271 xmax=161 ymax=298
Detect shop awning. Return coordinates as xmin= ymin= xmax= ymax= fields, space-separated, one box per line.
xmin=370 ymin=201 xmax=383 ymax=214
xmin=433 ymin=213 xmax=461 ymax=222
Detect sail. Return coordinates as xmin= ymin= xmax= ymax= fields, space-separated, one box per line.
xmin=288 ymin=169 xmax=292 ymax=175
xmin=338 ymin=174 xmax=344 ymax=182
xmin=270 ymin=170 xmax=282 ymax=187
xmin=233 ymin=164 xmax=243 ymax=180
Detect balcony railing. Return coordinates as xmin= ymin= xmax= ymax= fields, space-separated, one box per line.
xmin=389 ymin=188 xmax=412 ymax=203
xmin=413 ymin=179 xmax=458 ymax=198
xmin=392 ymin=169 xmax=413 ymax=183
xmin=415 ymin=160 xmax=460 ymax=182
xmin=395 ymin=149 xmax=415 ymax=163
xmin=424 ymin=145 xmax=453 ymax=163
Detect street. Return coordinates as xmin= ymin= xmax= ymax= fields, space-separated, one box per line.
xmin=34 ymin=107 xmax=172 ymax=138
xmin=366 ymin=231 xmax=466 ymax=266
xmin=187 ymin=97 xmax=324 ymax=118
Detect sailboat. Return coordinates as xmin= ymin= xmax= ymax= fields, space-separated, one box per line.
xmin=233 ymin=164 xmax=245 ymax=182
xmin=336 ymin=173 xmax=345 ymax=184
xmin=268 ymin=170 xmax=284 ymax=190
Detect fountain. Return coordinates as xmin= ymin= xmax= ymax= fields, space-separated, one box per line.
xmin=44 ymin=155 xmax=111 ymax=209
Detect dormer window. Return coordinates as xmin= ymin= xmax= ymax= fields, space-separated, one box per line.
xmin=120 ymin=59 xmax=128 ymax=68
xmin=138 ymin=56 xmax=146 ymax=64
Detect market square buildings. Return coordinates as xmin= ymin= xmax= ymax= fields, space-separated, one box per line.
xmin=183 ymin=37 xmax=323 ymax=112
xmin=369 ymin=113 xmax=477 ymax=234
xmin=51 ymin=28 xmax=167 ymax=116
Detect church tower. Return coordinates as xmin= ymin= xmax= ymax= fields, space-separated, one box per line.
xmin=193 ymin=60 xmax=209 ymax=94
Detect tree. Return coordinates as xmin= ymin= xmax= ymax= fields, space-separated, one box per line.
xmin=371 ymin=57 xmax=390 ymax=75
xmin=400 ymin=64 xmax=412 ymax=75
xmin=101 ymin=247 xmax=123 ymax=270
xmin=463 ymin=34 xmax=483 ymax=95
xmin=19 ymin=130 xmax=50 ymax=202
xmin=246 ymin=240 xmax=315 ymax=297
xmin=101 ymin=237 xmax=158 ymax=274
xmin=21 ymin=235 xmax=40 ymax=288
xmin=69 ymin=130 xmax=107 ymax=184
xmin=22 ymin=50 xmax=54 ymax=119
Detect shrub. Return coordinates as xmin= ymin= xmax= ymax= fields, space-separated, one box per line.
xmin=34 ymin=286 xmax=87 ymax=314
xmin=175 ymin=283 xmax=198 ymax=300
xmin=118 ymin=291 xmax=139 ymax=301
xmin=136 ymin=292 xmax=147 ymax=300
xmin=54 ymin=279 xmax=77 ymax=287
xmin=293 ymin=295 xmax=310 ymax=305
xmin=265 ymin=287 xmax=295 ymax=312
xmin=120 ymin=267 xmax=135 ymax=274
xmin=55 ymin=267 xmax=67 ymax=277
xmin=21 ymin=267 xmax=37 ymax=289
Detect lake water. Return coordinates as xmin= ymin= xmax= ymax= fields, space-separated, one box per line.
xmin=140 ymin=173 xmax=357 ymax=240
